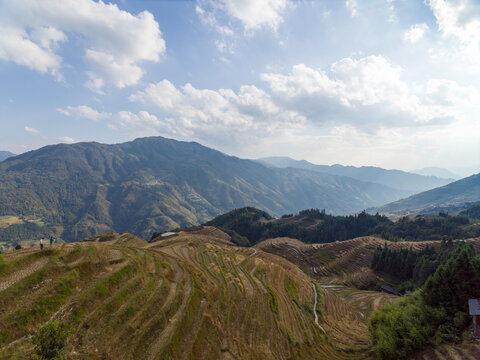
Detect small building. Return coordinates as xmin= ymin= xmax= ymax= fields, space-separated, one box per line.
xmin=380 ymin=285 xmax=401 ymax=297
xmin=468 ymin=299 xmax=480 ymax=338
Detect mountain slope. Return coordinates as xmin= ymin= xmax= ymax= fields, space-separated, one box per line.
xmin=371 ymin=173 xmax=480 ymax=215
xmin=0 ymin=137 xmax=409 ymax=243
xmin=258 ymin=156 xmax=453 ymax=193
xmin=0 ymin=230 xmax=372 ymax=359
xmin=0 ymin=151 xmax=15 ymax=162
xmin=411 ymin=166 xmax=460 ymax=180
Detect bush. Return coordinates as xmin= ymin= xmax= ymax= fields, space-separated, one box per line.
xmin=33 ymin=321 xmax=69 ymax=359
xmin=15 ymin=244 xmax=22 ymax=250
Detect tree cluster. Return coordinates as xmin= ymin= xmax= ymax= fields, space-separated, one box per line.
xmin=369 ymin=243 xmax=480 ymax=359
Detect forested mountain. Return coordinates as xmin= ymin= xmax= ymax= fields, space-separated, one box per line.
xmin=0 ymin=151 xmax=15 ymax=162
xmin=258 ymin=156 xmax=453 ymax=193
xmin=0 ymin=137 xmax=409 ymax=243
xmin=206 ymin=207 xmax=480 ymax=246
xmin=370 ymin=173 xmax=480 ymax=215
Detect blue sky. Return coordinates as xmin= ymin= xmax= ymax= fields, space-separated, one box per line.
xmin=0 ymin=0 xmax=479 ymax=176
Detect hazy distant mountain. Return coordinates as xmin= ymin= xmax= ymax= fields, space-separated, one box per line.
xmin=411 ymin=167 xmax=460 ymax=180
xmin=0 ymin=151 xmax=15 ymax=162
xmin=258 ymin=156 xmax=453 ymax=194
xmin=370 ymin=173 xmax=480 ymax=215
xmin=0 ymin=137 xmax=410 ymax=243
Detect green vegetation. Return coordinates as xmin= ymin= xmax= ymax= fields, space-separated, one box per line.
xmin=460 ymin=203 xmax=480 ymax=220
xmin=371 ymin=240 xmax=460 ymax=291
xmin=207 ymin=207 xmax=480 ymax=246
xmin=369 ymin=244 xmax=480 ymax=359
xmin=33 ymin=321 xmax=70 ymax=360
xmin=0 ymin=137 xmax=425 ymax=245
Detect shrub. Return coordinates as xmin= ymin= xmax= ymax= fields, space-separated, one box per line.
xmin=33 ymin=321 xmax=69 ymax=359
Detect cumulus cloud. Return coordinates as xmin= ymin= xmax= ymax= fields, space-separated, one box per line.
xmin=57 ymin=105 xmax=112 ymax=121
xmin=197 ymin=0 xmax=291 ymax=33
xmin=404 ymin=24 xmax=429 ymax=43
xmin=0 ymin=0 xmax=165 ymax=90
xmin=128 ymin=80 xmax=304 ymax=143
xmin=261 ymin=55 xmax=455 ymax=129
xmin=424 ymin=78 xmax=478 ymax=106
xmin=59 ymin=136 xmax=75 ymax=144
xmin=427 ymin=0 xmax=480 ymax=71
xmin=120 ymin=55 xmax=471 ymax=148
xmin=24 ymin=126 xmax=40 ymax=133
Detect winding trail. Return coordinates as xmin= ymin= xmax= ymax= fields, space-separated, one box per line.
xmin=312 ymin=283 xmax=325 ymax=333
xmin=249 ymin=248 xmax=257 ymax=257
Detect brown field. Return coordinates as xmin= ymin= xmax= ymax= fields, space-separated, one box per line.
xmin=1 ymin=230 xmax=479 ymax=359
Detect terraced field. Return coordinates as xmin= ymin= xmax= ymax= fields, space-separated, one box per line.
xmin=257 ymin=236 xmax=480 ymax=286
xmin=2 ymin=230 xmax=479 ymax=359
xmin=0 ymin=228 xmax=372 ymax=360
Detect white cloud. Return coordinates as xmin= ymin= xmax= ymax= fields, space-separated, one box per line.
xmin=57 ymin=105 xmax=112 ymax=121
xmin=59 ymin=136 xmax=75 ymax=144
xmin=404 ymin=24 xmax=429 ymax=43
xmin=122 ymin=55 xmax=472 ymax=150
xmin=260 ymin=55 xmax=453 ymax=128
xmin=428 ymin=0 xmax=480 ymax=72
xmin=0 ymin=0 xmax=165 ymax=90
xmin=424 ymin=78 xmax=478 ymax=106
xmin=128 ymin=80 xmax=304 ymax=146
xmin=345 ymin=0 xmax=359 ymax=18
xmin=24 ymin=126 xmax=40 ymax=133
xmin=197 ymin=0 xmax=291 ymax=33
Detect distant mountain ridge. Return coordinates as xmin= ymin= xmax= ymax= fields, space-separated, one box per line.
xmin=257 ymin=156 xmax=454 ymax=194
xmin=0 ymin=137 xmax=411 ymax=243
xmin=369 ymin=173 xmax=480 ymax=215
xmin=411 ymin=166 xmax=460 ymax=180
xmin=0 ymin=151 xmax=15 ymax=162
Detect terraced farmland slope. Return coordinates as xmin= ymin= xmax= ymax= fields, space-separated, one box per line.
xmin=257 ymin=236 xmax=480 ymax=359
xmin=0 ymin=227 xmax=374 ymax=360
xmin=256 ymin=236 xmax=480 ymax=286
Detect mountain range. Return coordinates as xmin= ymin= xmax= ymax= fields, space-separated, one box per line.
xmin=369 ymin=173 xmax=480 ymax=215
xmin=0 ymin=151 xmax=15 ymax=162
xmin=257 ymin=156 xmax=453 ymax=193
xmin=0 ymin=136 xmax=418 ymax=243
xmin=411 ymin=166 xmax=460 ymax=180
xmin=0 ymin=137 xmax=474 ymax=244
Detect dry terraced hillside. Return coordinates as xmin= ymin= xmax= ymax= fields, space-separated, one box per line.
xmin=0 ymin=228 xmax=372 ymax=359
xmin=1 ymin=229 xmax=480 ymax=359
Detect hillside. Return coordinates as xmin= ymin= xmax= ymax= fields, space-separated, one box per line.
xmin=2 ymin=228 xmax=480 ymax=359
xmin=411 ymin=166 xmax=460 ymax=180
xmin=0 ymin=228 xmax=375 ymax=359
xmin=0 ymin=137 xmax=410 ymax=244
xmin=206 ymin=207 xmax=480 ymax=246
xmin=0 ymin=151 xmax=15 ymax=162
xmin=370 ymin=173 xmax=480 ymax=215
xmin=258 ymin=156 xmax=453 ymax=193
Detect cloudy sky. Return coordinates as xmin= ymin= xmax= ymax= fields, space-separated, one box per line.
xmin=0 ymin=0 xmax=479 ymax=175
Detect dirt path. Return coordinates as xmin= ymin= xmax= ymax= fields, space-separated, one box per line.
xmin=0 ymin=258 xmax=49 ymax=292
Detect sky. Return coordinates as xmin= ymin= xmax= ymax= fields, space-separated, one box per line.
xmin=0 ymin=0 xmax=479 ymax=176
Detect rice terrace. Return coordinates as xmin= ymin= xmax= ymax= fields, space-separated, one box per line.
xmin=1 ymin=223 xmax=479 ymax=359
xmin=1 ymin=0 xmax=480 ymax=359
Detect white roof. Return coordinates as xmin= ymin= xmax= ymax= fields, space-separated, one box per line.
xmin=469 ymin=299 xmax=480 ymax=315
